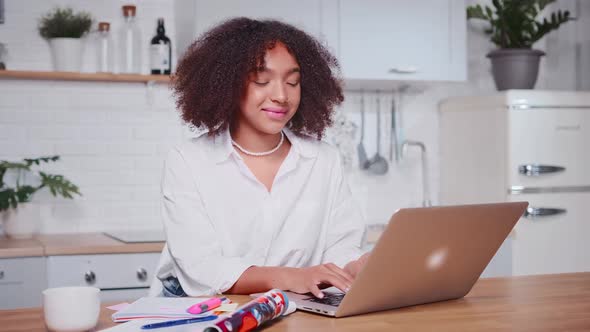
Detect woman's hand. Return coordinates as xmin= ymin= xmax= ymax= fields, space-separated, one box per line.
xmin=343 ymin=253 xmax=371 ymax=279
xmin=278 ymin=263 xmax=354 ymax=298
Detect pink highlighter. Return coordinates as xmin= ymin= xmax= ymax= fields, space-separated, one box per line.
xmin=187 ymin=297 xmax=227 ymax=315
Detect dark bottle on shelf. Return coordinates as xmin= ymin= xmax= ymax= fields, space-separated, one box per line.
xmin=150 ymin=18 xmax=171 ymax=75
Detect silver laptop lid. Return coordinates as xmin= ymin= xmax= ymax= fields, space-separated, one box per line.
xmin=335 ymin=202 xmax=527 ymax=317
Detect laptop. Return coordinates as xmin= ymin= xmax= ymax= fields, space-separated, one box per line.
xmin=286 ymin=202 xmax=528 ymax=317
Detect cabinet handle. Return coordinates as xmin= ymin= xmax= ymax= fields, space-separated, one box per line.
xmin=388 ymin=66 xmax=418 ymax=74
xmin=524 ymin=207 xmax=567 ymax=219
xmin=84 ymin=271 xmax=96 ymax=285
xmin=519 ymin=164 xmax=565 ymax=176
xmin=137 ymin=268 xmax=148 ymax=281
xmin=0 ymin=270 xmax=4 ymax=280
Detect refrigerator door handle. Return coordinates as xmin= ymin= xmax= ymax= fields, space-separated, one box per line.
xmin=519 ymin=164 xmax=566 ymax=176
xmin=524 ymin=207 xmax=567 ymax=219
xmin=518 ymin=164 xmax=565 ymax=176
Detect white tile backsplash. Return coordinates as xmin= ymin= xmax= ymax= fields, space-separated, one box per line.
xmin=0 ymin=0 xmax=588 ymax=233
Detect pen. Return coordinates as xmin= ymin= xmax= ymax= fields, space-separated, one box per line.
xmin=187 ymin=297 xmax=227 ymax=315
xmin=140 ymin=315 xmax=218 ymax=330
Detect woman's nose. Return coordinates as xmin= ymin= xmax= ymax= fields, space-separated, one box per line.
xmin=270 ymin=82 xmax=288 ymax=104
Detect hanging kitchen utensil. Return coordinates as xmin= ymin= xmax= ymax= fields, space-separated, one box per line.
xmin=367 ymin=91 xmax=389 ymax=175
xmin=357 ymin=91 xmax=369 ymax=169
xmin=389 ymin=92 xmax=397 ymax=162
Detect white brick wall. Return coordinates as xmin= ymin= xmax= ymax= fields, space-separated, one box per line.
xmin=0 ymin=0 xmax=588 ymax=234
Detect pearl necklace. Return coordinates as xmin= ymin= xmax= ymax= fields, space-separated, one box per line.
xmin=231 ymin=131 xmax=285 ymax=157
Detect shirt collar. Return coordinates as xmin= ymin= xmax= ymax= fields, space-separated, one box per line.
xmin=210 ymin=127 xmax=319 ymax=164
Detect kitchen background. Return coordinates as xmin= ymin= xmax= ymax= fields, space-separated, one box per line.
xmin=0 ymin=0 xmax=589 ymax=234
xmin=0 ymin=0 xmax=590 ymax=309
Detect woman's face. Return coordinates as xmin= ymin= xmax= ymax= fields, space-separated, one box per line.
xmin=238 ymin=42 xmax=301 ymax=135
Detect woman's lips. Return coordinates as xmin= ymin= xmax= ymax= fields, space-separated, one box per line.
xmin=262 ymin=108 xmax=288 ymax=119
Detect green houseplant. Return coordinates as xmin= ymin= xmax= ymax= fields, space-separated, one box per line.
xmin=467 ymin=0 xmax=571 ymax=90
xmin=0 ymin=156 xmax=81 ymax=238
xmin=38 ymin=7 xmax=93 ymax=72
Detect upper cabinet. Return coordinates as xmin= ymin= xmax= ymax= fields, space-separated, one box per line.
xmin=338 ymin=0 xmax=466 ymax=83
xmin=174 ymin=0 xmax=466 ymax=86
xmin=176 ymin=0 xmax=339 ymax=55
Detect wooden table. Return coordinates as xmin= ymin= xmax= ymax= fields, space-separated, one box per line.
xmin=1 ymin=273 xmax=589 ymax=331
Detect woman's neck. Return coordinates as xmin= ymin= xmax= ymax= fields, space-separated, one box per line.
xmin=230 ymin=124 xmax=284 ymax=153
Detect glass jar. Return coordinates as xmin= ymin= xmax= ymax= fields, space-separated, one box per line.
xmin=96 ymin=22 xmax=114 ymax=73
xmin=118 ymin=5 xmax=142 ymax=74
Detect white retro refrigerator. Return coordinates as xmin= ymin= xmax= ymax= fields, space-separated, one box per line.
xmin=439 ymin=90 xmax=590 ymax=276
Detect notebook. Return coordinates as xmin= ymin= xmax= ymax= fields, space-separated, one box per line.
xmin=100 ymin=318 xmax=221 ymax=332
xmin=111 ymin=297 xmax=223 ymax=322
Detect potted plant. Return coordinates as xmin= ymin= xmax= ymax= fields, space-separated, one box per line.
xmin=38 ymin=7 xmax=93 ymax=72
xmin=0 ymin=156 xmax=81 ymax=238
xmin=467 ymin=0 xmax=571 ymax=90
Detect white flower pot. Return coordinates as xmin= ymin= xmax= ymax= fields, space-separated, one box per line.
xmin=1 ymin=203 xmax=41 ymax=239
xmin=49 ymin=38 xmax=85 ymax=72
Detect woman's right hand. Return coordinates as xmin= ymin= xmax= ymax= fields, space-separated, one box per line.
xmin=278 ymin=263 xmax=354 ymax=298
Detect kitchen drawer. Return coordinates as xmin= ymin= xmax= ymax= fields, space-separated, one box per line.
xmin=0 ymin=257 xmax=46 ymax=309
xmin=47 ymin=253 xmax=160 ymax=290
xmin=508 ymin=108 xmax=590 ymax=189
xmin=510 ymin=192 xmax=590 ymax=275
xmin=0 ymin=257 xmax=31 ymax=283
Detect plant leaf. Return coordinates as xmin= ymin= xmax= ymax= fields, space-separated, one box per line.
xmin=0 ymin=161 xmax=30 ymax=170
xmin=38 ymin=7 xmax=93 ymax=39
xmin=0 ymin=188 xmax=18 ymax=211
xmin=467 ymin=5 xmax=487 ymax=20
xmin=15 ymin=185 xmax=36 ymax=203
xmin=39 ymin=172 xmax=82 ymax=199
xmin=466 ymin=0 xmax=571 ymax=48
xmin=24 ymin=155 xmax=60 ymax=166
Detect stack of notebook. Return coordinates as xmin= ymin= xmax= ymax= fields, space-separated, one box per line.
xmin=111 ymin=297 xmax=221 ymax=323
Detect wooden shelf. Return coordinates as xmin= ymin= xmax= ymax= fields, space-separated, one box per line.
xmin=0 ymin=70 xmax=171 ymax=84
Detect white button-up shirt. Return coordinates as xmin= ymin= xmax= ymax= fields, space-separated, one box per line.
xmin=151 ymin=128 xmax=365 ymax=296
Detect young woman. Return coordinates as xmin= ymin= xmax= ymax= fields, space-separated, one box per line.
xmin=151 ymin=17 xmax=369 ymax=299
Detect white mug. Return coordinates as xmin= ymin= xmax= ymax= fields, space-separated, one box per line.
xmin=43 ymin=286 xmax=100 ymax=332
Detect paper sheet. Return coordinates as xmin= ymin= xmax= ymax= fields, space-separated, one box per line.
xmin=99 ymin=317 xmax=222 ymax=332
xmin=107 ymin=303 xmax=130 ymax=311
xmin=112 ymin=297 xmax=213 ymax=322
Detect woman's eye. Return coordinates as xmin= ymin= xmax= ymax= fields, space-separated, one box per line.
xmin=254 ymin=81 xmax=269 ymax=86
xmin=287 ymin=81 xmax=300 ymax=87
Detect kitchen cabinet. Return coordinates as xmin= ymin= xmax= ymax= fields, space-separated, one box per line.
xmin=175 ymin=0 xmax=466 ymax=86
xmin=46 ymin=253 xmax=161 ymax=303
xmin=338 ymin=0 xmax=466 ymax=84
xmin=440 ymin=90 xmax=590 ymax=276
xmin=176 ymin=0 xmax=339 ymax=57
xmin=0 ymin=257 xmax=46 ymax=309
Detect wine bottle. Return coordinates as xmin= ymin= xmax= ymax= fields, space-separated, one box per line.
xmin=150 ymin=18 xmax=171 ymax=75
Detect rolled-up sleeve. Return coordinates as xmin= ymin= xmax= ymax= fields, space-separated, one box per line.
xmin=322 ymin=154 xmax=366 ymax=268
xmin=161 ymin=148 xmax=257 ymax=296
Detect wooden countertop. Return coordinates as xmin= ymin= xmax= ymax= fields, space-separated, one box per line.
xmin=0 ymin=237 xmax=44 ymax=258
xmin=0 ymin=233 xmax=164 ymax=258
xmin=1 ymin=273 xmax=589 ymax=331
xmin=36 ymin=233 xmax=164 ymax=256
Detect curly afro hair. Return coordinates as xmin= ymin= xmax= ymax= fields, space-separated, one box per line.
xmin=173 ymin=17 xmax=344 ymax=139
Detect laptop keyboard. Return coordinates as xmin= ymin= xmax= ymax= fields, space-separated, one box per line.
xmin=304 ymin=293 xmax=345 ymax=307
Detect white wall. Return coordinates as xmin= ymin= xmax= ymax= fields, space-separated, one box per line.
xmin=0 ymin=0 xmax=588 ymax=233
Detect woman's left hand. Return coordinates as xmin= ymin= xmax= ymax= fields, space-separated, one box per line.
xmin=343 ymin=252 xmax=371 ymax=278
